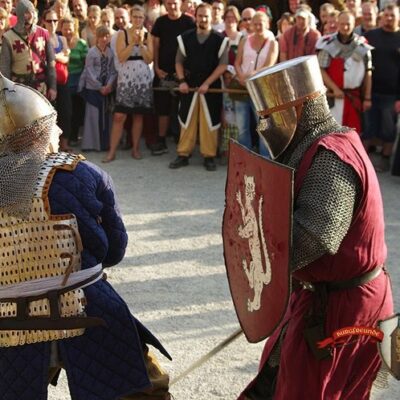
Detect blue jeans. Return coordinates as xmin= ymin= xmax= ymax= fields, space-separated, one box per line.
xmin=234 ymin=98 xmax=271 ymax=159
xmin=235 ymin=98 xmax=258 ymax=150
xmin=363 ymin=93 xmax=397 ymax=143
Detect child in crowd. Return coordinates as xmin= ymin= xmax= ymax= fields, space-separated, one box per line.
xmin=79 ymin=25 xmax=117 ymax=151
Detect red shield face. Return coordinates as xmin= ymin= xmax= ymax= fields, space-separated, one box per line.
xmin=223 ymin=141 xmax=294 ymax=343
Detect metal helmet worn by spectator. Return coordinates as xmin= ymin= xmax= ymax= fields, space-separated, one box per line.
xmin=0 ymin=73 xmax=58 ymax=218
xmin=246 ymin=56 xmax=326 ymax=159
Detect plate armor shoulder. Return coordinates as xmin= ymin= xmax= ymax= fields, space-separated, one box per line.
xmin=0 ymin=153 xmax=88 ymax=347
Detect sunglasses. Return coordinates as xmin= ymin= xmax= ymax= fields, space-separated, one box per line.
xmin=242 ymin=17 xmax=252 ymax=22
xmin=46 ymin=19 xmax=58 ymax=23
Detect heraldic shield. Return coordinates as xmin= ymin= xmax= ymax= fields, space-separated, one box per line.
xmin=223 ymin=141 xmax=294 ymax=343
xmin=378 ymin=313 xmax=400 ymax=380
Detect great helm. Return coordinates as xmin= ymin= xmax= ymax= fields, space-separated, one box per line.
xmin=0 ymin=73 xmax=55 ymax=145
xmin=246 ymin=56 xmax=325 ymax=159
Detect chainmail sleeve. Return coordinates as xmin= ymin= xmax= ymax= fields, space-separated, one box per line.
xmin=45 ymin=39 xmax=57 ymax=91
xmin=291 ymin=148 xmax=362 ymax=270
xmin=0 ymin=37 xmax=12 ymax=78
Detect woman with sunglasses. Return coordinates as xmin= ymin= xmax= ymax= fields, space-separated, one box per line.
xmin=43 ymin=8 xmax=71 ymax=152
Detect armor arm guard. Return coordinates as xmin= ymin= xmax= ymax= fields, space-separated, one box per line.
xmin=291 ymin=149 xmax=361 ymax=270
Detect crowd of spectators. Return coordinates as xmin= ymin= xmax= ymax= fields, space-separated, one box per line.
xmin=0 ymin=0 xmax=398 ymax=174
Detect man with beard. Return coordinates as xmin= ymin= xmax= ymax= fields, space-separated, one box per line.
xmin=0 ymin=0 xmax=56 ymax=101
xmin=317 ymin=10 xmax=373 ymax=134
xmin=150 ymin=0 xmax=195 ymax=155
xmin=279 ymin=8 xmax=320 ymax=61
xmin=354 ymin=1 xmax=378 ymax=35
xmin=0 ymin=73 xmax=171 ymax=400
xmin=169 ymin=2 xmax=228 ymax=171
xmin=237 ymin=56 xmax=393 ymax=400
xmin=72 ymin=0 xmax=88 ymax=37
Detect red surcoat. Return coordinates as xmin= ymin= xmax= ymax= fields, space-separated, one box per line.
xmin=327 ymin=58 xmax=362 ymax=134
xmin=239 ymin=131 xmax=393 ymax=400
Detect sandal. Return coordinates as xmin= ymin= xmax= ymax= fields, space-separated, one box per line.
xmin=102 ymin=155 xmax=115 ymax=163
xmin=131 ymin=151 xmax=142 ymax=160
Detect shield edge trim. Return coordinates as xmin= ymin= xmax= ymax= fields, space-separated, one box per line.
xmin=223 ymin=140 xmax=294 ymax=344
xmin=377 ymin=313 xmax=400 ymax=380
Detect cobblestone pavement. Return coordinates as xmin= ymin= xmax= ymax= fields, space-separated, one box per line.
xmin=49 ymin=142 xmax=399 ymax=399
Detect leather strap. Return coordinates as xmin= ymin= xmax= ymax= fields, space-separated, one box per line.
xmin=0 ymin=268 xmax=106 ymax=331
xmin=301 ymin=266 xmax=383 ymax=292
xmin=327 ymin=266 xmax=382 ymax=291
xmin=257 ymin=90 xmax=325 ymax=117
xmin=0 ymin=315 xmax=106 ymax=331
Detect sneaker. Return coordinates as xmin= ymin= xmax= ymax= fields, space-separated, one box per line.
xmin=204 ymin=157 xmax=217 ymax=171
xmin=151 ymin=141 xmax=168 ymax=156
xmin=169 ymin=156 xmax=189 ymax=169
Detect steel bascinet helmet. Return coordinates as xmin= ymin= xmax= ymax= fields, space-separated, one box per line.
xmin=246 ymin=56 xmax=326 ymax=159
xmin=0 ymin=73 xmax=57 ymax=218
xmin=0 ymin=73 xmax=55 ymax=144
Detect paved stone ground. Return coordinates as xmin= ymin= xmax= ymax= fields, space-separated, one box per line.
xmin=49 ymin=141 xmax=399 ymax=399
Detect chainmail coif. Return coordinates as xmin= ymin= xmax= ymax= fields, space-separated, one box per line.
xmin=0 ymin=112 xmax=57 ymax=219
xmin=277 ymin=94 xmax=349 ymax=168
xmin=271 ymin=95 xmax=361 ymax=270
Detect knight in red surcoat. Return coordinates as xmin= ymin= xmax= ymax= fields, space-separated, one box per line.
xmin=239 ymin=55 xmax=394 ymax=400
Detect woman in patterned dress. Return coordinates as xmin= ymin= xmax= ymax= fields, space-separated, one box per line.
xmin=103 ymin=5 xmax=153 ymax=162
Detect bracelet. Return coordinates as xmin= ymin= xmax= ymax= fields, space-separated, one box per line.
xmin=177 ymin=78 xmax=186 ymax=84
xmin=364 ymin=98 xmax=371 ymax=101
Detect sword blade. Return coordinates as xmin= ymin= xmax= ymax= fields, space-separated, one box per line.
xmin=170 ymin=327 xmax=243 ymax=386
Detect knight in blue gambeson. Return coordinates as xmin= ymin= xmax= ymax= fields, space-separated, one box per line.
xmin=0 ymin=74 xmax=171 ymax=400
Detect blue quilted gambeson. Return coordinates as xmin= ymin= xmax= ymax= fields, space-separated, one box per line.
xmin=0 ymin=160 xmax=170 ymax=400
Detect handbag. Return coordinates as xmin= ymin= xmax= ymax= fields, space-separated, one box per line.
xmin=55 ymin=61 xmax=68 ymax=85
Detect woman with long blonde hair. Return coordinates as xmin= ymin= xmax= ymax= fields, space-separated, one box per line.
xmin=81 ymin=5 xmax=101 ymax=47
